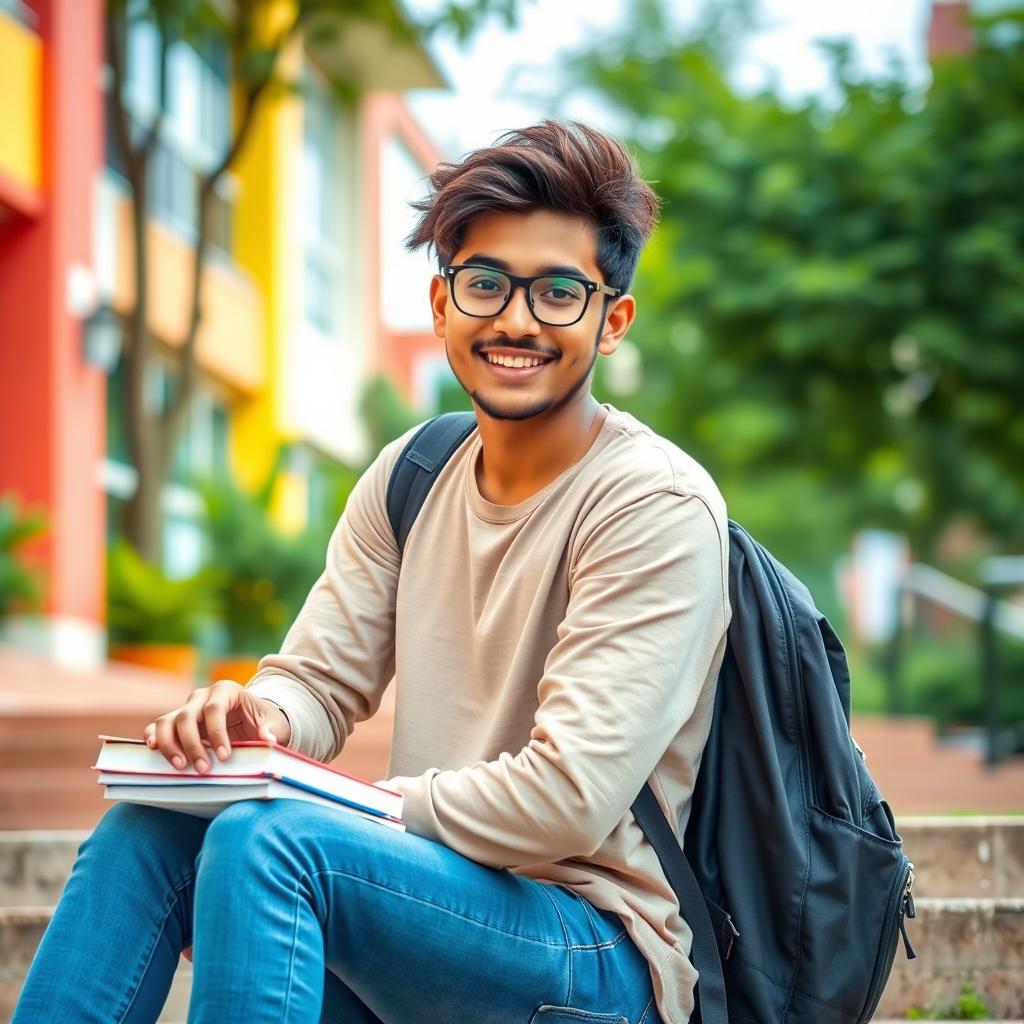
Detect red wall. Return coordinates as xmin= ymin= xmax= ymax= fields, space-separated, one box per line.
xmin=0 ymin=0 xmax=106 ymax=627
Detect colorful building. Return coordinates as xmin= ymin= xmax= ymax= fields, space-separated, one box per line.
xmin=0 ymin=0 xmax=449 ymax=668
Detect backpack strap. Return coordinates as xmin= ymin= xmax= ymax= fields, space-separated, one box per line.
xmin=385 ymin=412 xmax=728 ymax=1021
xmin=631 ymin=786 xmax=729 ymax=1023
xmin=386 ymin=412 xmax=477 ymax=555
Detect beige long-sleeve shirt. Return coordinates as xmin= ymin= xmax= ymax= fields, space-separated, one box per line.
xmin=245 ymin=403 xmax=731 ymax=1024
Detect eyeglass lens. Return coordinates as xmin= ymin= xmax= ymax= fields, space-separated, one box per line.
xmin=452 ymin=268 xmax=588 ymax=326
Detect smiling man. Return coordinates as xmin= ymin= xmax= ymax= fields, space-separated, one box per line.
xmin=14 ymin=122 xmax=730 ymax=1024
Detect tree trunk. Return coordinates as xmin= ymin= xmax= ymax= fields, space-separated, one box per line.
xmin=111 ymin=3 xmax=301 ymax=567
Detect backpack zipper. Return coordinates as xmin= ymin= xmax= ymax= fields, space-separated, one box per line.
xmin=859 ymin=860 xmax=916 ymax=1022
xmin=899 ymin=865 xmax=917 ymax=959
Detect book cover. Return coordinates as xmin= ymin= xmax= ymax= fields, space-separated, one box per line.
xmin=94 ymin=735 xmax=403 ymax=821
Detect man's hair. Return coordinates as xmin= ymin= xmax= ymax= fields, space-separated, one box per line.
xmin=405 ymin=120 xmax=660 ymax=294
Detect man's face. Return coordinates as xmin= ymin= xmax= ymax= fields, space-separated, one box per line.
xmin=428 ymin=209 xmax=635 ymax=422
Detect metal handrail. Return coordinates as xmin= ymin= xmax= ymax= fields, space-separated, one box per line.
xmin=887 ymin=558 xmax=1024 ymax=768
xmin=901 ymin=563 xmax=1024 ymax=640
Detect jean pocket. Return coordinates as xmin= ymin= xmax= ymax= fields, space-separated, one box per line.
xmin=529 ymin=1006 xmax=629 ymax=1024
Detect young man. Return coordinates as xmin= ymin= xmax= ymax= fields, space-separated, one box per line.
xmin=15 ymin=121 xmax=730 ymax=1024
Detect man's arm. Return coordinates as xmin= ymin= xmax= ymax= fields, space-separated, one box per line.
xmin=244 ymin=431 xmax=413 ymax=763
xmin=381 ymin=489 xmax=729 ymax=869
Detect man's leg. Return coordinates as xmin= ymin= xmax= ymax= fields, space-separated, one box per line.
xmin=189 ymin=800 xmax=659 ymax=1024
xmin=12 ymin=802 xmax=208 ymax=1024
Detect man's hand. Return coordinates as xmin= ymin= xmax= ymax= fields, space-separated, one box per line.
xmin=143 ymin=680 xmax=292 ymax=774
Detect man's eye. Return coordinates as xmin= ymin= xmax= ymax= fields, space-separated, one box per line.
xmin=469 ymin=277 xmax=504 ymax=292
xmin=540 ymin=280 xmax=584 ymax=301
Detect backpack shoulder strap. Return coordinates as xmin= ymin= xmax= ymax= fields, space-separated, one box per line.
xmin=385 ymin=412 xmax=477 ymax=555
xmin=632 ymin=786 xmax=729 ymax=1023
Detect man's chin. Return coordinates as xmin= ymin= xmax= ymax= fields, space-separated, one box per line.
xmin=470 ymin=393 xmax=556 ymax=422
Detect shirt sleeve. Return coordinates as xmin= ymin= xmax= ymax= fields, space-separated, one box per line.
xmin=244 ymin=432 xmax=410 ymax=764
xmin=381 ymin=489 xmax=729 ymax=869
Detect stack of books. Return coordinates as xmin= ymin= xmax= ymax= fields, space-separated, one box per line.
xmin=93 ymin=735 xmax=405 ymax=831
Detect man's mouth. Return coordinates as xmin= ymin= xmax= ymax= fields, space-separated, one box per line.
xmin=477 ymin=350 xmax=556 ymax=381
xmin=480 ymin=351 xmax=551 ymax=369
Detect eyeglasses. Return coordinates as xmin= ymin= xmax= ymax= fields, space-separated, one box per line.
xmin=443 ymin=264 xmax=620 ymax=327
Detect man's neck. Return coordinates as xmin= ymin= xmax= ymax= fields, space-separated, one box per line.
xmin=474 ymin=396 xmax=607 ymax=507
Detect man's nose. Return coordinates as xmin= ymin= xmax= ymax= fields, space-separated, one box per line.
xmin=492 ymin=284 xmax=541 ymax=336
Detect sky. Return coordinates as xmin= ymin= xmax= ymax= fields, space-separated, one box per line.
xmin=406 ymin=0 xmax=936 ymax=159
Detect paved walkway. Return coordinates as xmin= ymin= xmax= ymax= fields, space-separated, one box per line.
xmin=853 ymin=714 xmax=1024 ymax=815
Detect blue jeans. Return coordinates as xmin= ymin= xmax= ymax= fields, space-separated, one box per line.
xmin=13 ymin=800 xmax=662 ymax=1024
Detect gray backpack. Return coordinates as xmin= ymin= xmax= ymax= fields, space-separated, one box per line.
xmin=386 ymin=412 xmax=916 ymax=1023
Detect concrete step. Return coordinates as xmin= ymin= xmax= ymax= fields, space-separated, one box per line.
xmin=0 ymin=906 xmax=192 ymax=1022
xmin=900 ymin=816 xmax=1024 ymax=898
xmin=4 ymin=817 xmax=1010 ymax=910
xmin=0 ymin=830 xmax=86 ymax=907
xmin=1 ymin=897 xmax=1022 ymax=1020
xmin=876 ymin=897 xmax=1024 ymax=1018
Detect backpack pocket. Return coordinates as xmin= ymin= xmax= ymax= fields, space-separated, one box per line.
xmin=784 ymin=807 xmax=910 ymax=1023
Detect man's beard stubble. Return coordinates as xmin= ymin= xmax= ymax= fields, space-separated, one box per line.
xmin=447 ymin=328 xmax=602 ymax=423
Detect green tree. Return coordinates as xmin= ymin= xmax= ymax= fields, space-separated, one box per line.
xmin=106 ymin=0 xmax=523 ymax=565
xmin=565 ymin=1 xmax=1024 ymax=565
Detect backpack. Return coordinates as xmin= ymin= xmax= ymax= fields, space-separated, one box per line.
xmin=385 ymin=412 xmax=917 ymax=1024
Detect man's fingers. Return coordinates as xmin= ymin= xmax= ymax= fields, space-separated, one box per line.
xmin=174 ymin=704 xmax=209 ymax=773
xmin=152 ymin=688 xmax=212 ymax=772
xmin=153 ymin=713 xmax=189 ymax=771
xmin=202 ymin=681 xmax=242 ymax=761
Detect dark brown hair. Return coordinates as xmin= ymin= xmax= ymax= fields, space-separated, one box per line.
xmin=405 ymin=120 xmax=660 ymax=293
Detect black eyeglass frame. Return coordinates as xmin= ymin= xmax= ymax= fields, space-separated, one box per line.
xmin=442 ymin=264 xmax=621 ymax=327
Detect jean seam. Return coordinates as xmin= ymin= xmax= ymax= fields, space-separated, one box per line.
xmin=537 ymin=880 xmax=573 ymax=1008
xmin=568 ymin=930 xmax=629 ymax=952
xmin=563 ymin=889 xmax=629 ymax=952
xmin=281 ymin=878 xmax=306 ymax=1021
xmin=301 ymin=866 xmax=568 ymax=947
xmin=637 ymin=991 xmax=656 ymax=1024
xmin=115 ymin=872 xmax=194 ymax=1024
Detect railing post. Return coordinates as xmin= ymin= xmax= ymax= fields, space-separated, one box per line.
xmin=980 ymin=584 xmax=1000 ymax=769
xmin=885 ymin=585 xmax=905 ymax=715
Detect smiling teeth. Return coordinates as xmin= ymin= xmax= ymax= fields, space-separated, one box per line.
xmin=484 ymin=354 xmax=546 ymax=368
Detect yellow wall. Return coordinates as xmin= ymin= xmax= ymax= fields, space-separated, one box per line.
xmin=230 ymin=60 xmax=303 ymax=511
xmin=231 ymin=5 xmax=305 ymax=532
xmin=0 ymin=12 xmax=41 ymax=191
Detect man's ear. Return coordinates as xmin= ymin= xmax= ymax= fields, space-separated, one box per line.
xmin=429 ymin=275 xmax=448 ymax=340
xmin=597 ymin=295 xmax=637 ymax=357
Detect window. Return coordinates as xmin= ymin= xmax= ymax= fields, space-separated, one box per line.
xmin=301 ymin=69 xmax=342 ymax=333
xmin=380 ymin=138 xmax=436 ymax=332
xmin=103 ymin=354 xmax=230 ymax=578
xmin=109 ymin=11 xmax=233 ymax=254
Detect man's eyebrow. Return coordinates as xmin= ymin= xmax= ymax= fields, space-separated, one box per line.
xmin=462 ymin=254 xmax=589 ymax=278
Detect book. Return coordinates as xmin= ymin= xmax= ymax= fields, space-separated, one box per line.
xmin=102 ymin=781 xmax=406 ymax=830
xmin=94 ymin=735 xmax=404 ymax=830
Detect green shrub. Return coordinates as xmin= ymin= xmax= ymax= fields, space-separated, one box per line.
xmin=107 ymin=539 xmax=223 ymax=645
xmin=0 ymin=493 xmax=47 ymax=621
xmin=197 ymin=466 xmax=331 ymax=656
xmin=906 ymin=981 xmax=990 ymax=1019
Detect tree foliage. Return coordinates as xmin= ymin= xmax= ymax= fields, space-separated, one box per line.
xmin=567 ymin=0 xmax=1024 ymax=565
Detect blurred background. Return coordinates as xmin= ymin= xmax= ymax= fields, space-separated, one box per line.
xmin=1 ymin=0 xmax=1023 ymax=815
xmin=0 ymin=0 xmax=1023 ymax=1017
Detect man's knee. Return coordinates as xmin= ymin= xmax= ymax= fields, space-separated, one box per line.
xmin=200 ymin=798 xmax=309 ymax=865
xmin=77 ymin=801 xmax=206 ymax=881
